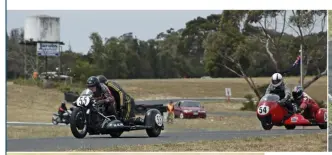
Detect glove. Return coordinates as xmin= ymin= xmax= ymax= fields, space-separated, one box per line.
xmin=277 ymin=100 xmax=285 ymax=106
xmin=292 ymin=104 xmax=299 ymax=113
xmin=298 ymin=108 xmax=304 ymax=114
xmin=96 ymin=100 xmax=106 ymax=105
xmin=281 ymin=98 xmax=288 ymax=103
xmin=296 ymin=108 xmax=302 ymax=113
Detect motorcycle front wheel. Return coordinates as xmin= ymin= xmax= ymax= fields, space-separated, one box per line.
xmin=261 ymin=121 xmax=273 ymax=130
xmin=70 ymin=107 xmax=88 ymax=138
xmin=52 ymin=116 xmax=59 ymax=125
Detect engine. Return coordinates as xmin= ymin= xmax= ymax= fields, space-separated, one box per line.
xmin=89 ymin=103 xmax=107 ymax=128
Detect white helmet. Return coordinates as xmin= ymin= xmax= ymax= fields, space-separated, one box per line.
xmin=271 ymin=73 xmax=283 ymax=87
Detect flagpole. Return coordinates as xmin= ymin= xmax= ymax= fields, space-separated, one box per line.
xmin=299 ymin=44 xmax=303 ymax=88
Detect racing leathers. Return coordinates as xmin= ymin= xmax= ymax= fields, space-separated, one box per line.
xmin=265 ymin=83 xmax=296 ymax=121
xmin=91 ymin=83 xmax=116 ymax=116
xmin=104 ymin=80 xmax=142 ymax=125
xmin=294 ymin=93 xmax=320 ymax=119
xmin=58 ymin=102 xmax=68 ymax=121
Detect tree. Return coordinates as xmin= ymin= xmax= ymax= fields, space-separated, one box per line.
xmin=7 ymin=10 xmax=326 ymax=98
xmin=203 ymin=10 xmax=327 ymax=99
xmin=288 ymin=10 xmax=327 ymax=88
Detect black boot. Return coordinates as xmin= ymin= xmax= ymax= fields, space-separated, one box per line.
xmin=281 ymin=111 xmax=293 ymax=124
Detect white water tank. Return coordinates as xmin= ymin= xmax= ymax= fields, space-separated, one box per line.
xmin=24 ymin=15 xmax=60 ymax=42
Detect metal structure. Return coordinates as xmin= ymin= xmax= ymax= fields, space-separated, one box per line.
xmin=20 ymin=15 xmax=64 ymax=79
xmin=24 ymin=15 xmax=60 ymax=42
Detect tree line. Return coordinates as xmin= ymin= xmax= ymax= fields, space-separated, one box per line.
xmin=7 ymin=11 xmax=327 ymax=96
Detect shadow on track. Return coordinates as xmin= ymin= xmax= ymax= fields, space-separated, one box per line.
xmin=87 ymin=135 xmax=170 ymax=139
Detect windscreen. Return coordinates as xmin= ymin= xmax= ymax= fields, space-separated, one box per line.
xmin=80 ymin=88 xmax=93 ymax=96
xmin=259 ymin=94 xmax=280 ymax=102
xmin=181 ymin=101 xmax=201 ymax=107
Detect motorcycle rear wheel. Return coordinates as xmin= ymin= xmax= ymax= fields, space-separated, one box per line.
xmin=110 ymin=131 xmax=123 ymax=138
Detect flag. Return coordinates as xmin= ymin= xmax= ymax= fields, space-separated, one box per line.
xmin=281 ymin=55 xmax=301 ymax=75
xmin=292 ymin=55 xmax=301 ymax=67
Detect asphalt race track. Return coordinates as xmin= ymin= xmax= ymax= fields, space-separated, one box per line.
xmin=7 ymin=129 xmax=325 ymax=151
xmin=7 ymin=98 xmax=253 ymax=127
xmin=6 ymin=98 xmax=326 ymax=152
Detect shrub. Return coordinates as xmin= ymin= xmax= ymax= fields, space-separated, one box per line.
xmin=13 ymin=78 xmax=42 ymax=86
xmin=257 ymin=83 xmax=269 ymax=96
xmin=240 ymin=94 xmax=256 ymax=111
xmin=240 ymin=84 xmax=269 ymax=111
xmin=12 ymin=78 xmax=84 ymax=93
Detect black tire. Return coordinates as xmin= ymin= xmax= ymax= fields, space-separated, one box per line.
xmin=284 ymin=125 xmax=296 ymax=130
xmin=110 ymin=131 xmax=124 ymax=138
xmin=145 ymin=109 xmax=163 ymax=137
xmin=146 ymin=126 xmax=161 ymax=137
xmin=261 ymin=122 xmax=273 ymax=130
xmin=52 ymin=117 xmax=58 ymax=125
xmin=70 ymin=107 xmax=88 ymax=139
xmin=319 ymin=124 xmax=327 ymax=129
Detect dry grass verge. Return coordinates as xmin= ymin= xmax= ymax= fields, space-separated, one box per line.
xmin=9 ymin=153 xmax=264 ymax=155
xmin=115 ymin=77 xmax=326 ymax=100
xmin=166 ymin=116 xmax=260 ymax=131
xmin=76 ymin=133 xmax=327 ymax=152
xmin=7 ymin=126 xmax=72 ymax=139
xmin=7 ymin=85 xmax=62 ymax=122
xmin=7 ymin=77 xmax=326 ymax=122
xmin=202 ymin=102 xmax=244 ymax=112
xmin=6 ymin=83 xmax=247 ymax=123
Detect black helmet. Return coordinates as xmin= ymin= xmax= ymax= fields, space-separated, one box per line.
xmin=97 ymin=75 xmax=107 ymax=84
xmin=292 ymin=85 xmax=304 ymax=100
xmin=86 ymin=76 xmax=99 ymax=87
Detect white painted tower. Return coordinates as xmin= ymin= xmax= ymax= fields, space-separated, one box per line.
xmin=24 ymin=15 xmax=60 ymax=42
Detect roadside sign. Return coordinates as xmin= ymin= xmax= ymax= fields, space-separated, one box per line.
xmin=225 ymin=88 xmax=231 ymax=104
xmin=225 ymin=88 xmax=232 ymax=97
xmin=37 ymin=43 xmax=60 ymax=56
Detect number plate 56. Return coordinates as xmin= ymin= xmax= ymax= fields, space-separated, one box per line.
xmin=257 ymin=105 xmax=269 ymax=115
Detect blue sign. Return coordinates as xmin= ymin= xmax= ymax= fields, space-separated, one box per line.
xmin=37 ymin=43 xmax=60 ymax=56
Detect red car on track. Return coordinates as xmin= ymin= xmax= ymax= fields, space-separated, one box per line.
xmin=174 ymin=100 xmax=207 ymax=119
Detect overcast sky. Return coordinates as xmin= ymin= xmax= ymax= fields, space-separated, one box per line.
xmin=7 ymin=10 xmax=223 ymax=53
xmin=7 ymin=10 xmax=326 ymax=54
